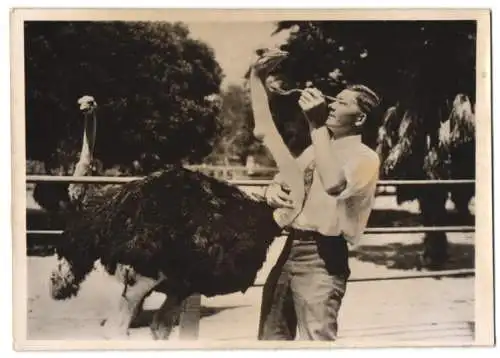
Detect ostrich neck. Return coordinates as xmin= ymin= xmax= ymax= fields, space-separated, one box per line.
xmin=249 ymin=74 xmax=305 ymax=227
xmin=73 ymin=111 xmax=96 ymax=177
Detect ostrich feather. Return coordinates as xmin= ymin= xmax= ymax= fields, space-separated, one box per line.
xmin=375 ymin=106 xmax=402 ymax=166
xmin=380 ymin=110 xmax=424 ymax=179
xmin=447 ymin=94 xmax=476 ymax=215
xmin=449 ymin=94 xmax=475 ymax=149
xmin=54 ymin=165 xmax=281 ymax=298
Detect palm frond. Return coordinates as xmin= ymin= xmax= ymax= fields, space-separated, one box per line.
xmin=449 ymin=94 xmax=475 ymax=149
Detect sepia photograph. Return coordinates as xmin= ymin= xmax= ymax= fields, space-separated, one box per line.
xmin=10 ymin=8 xmax=493 ymax=350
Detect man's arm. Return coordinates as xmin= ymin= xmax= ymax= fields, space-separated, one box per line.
xmin=337 ymin=152 xmax=380 ymax=200
xmin=309 ymin=131 xmax=380 ymax=199
xmin=310 ymin=126 xmax=348 ymax=196
xmin=296 ymin=88 xmax=348 ymax=195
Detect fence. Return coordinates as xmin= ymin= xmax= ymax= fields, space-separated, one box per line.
xmin=25 ymin=172 xmax=475 ymax=340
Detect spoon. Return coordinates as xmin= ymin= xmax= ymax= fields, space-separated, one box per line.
xmin=268 ymin=86 xmax=338 ymax=102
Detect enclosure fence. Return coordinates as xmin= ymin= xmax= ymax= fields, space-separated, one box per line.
xmin=25 ymin=171 xmax=475 ymax=340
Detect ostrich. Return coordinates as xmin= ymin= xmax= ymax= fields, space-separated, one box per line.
xmin=31 ymin=95 xmax=106 ymax=226
xmin=49 ymin=48 xmax=308 ymax=340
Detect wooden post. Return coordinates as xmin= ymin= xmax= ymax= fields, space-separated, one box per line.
xmin=178 ymin=294 xmax=201 ymax=340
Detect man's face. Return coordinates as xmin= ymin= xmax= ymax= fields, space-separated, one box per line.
xmin=325 ymin=89 xmax=364 ymax=131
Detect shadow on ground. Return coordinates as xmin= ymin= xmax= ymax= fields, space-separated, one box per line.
xmin=367 ymin=209 xmax=475 ymax=227
xmin=99 ymin=305 xmax=246 ymax=329
xmin=349 ymin=242 xmax=474 ymax=271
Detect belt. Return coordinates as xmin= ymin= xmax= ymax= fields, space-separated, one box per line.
xmin=287 ymin=228 xmax=344 ymax=241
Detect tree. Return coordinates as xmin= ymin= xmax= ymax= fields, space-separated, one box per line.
xmin=205 ymin=84 xmax=274 ymax=167
xmin=269 ymin=21 xmax=476 ymax=268
xmin=25 ymin=21 xmax=224 ymax=175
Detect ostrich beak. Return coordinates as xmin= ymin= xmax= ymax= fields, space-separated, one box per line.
xmin=255 ymin=48 xmax=289 ymax=73
xmin=256 ymin=48 xmax=289 ymax=59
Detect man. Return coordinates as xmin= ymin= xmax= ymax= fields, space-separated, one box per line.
xmin=257 ymin=83 xmax=381 ymax=341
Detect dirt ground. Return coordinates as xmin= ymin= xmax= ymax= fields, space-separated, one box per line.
xmin=26 ymin=234 xmax=475 ymax=344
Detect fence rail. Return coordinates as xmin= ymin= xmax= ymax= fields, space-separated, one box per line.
xmin=24 ymin=173 xmax=476 ymax=341
xmin=26 ymin=174 xmax=476 ymax=186
xmin=26 ymin=225 xmax=475 ymax=237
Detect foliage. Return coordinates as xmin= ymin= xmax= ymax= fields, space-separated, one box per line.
xmin=204 ymin=84 xmax=274 ymax=166
xmin=269 ymin=21 xmax=477 ymax=267
xmin=25 ymin=21 xmax=224 ymax=174
xmin=268 ymin=21 xmax=476 ymax=158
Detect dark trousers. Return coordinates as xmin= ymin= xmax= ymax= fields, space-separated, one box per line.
xmin=258 ymin=229 xmax=350 ymax=340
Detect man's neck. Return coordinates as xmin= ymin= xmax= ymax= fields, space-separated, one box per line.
xmin=327 ymin=127 xmax=359 ymax=140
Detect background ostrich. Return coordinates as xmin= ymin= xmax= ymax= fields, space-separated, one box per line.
xmin=44 ymin=95 xmax=155 ymax=329
xmin=48 ymin=48 xmax=307 ymax=340
xmin=31 ymin=96 xmax=107 ymax=224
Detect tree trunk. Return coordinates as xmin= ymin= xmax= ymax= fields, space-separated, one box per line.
xmin=418 ymin=186 xmax=449 ymax=269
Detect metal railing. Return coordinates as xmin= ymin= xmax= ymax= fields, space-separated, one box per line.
xmin=26 ymin=174 xmax=475 ymax=186
xmin=24 ymin=173 xmax=476 ymax=340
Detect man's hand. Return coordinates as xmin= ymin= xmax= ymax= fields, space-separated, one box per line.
xmin=298 ymin=88 xmax=328 ymax=129
xmin=265 ymin=182 xmax=295 ymax=209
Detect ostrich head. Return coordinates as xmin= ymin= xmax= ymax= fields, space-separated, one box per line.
xmin=250 ymin=48 xmax=289 ymax=142
xmin=252 ymin=47 xmax=289 ymax=79
xmin=77 ymin=95 xmax=98 ymax=115
xmin=50 ymin=257 xmax=80 ymax=299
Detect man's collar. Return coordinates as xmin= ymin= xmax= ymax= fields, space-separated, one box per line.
xmin=331 ymin=134 xmax=362 ymax=144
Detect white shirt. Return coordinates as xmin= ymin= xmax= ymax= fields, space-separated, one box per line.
xmin=272 ymin=134 xmax=380 ymax=245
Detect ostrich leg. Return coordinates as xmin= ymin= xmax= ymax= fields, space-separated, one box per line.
xmin=150 ymin=293 xmax=186 ymax=340
xmin=102 ymin=270 xmax=167 ymax=339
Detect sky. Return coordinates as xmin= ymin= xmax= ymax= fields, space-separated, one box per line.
xmin=185 ymin=22 xmax=292 ymax=88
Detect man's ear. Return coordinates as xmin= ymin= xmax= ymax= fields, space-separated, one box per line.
xmin=354 ymin=112 xmax=367 ymax=127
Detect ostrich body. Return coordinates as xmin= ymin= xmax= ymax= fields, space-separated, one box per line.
xmin=49 ymin=49 xmax=306 ymax=339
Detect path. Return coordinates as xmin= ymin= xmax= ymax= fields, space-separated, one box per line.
xmin=26 ymin=236 xmax=474 ymax=344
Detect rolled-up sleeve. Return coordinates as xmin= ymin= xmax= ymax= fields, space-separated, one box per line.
xmin=337 ymin=152 xmax=380 ymax=200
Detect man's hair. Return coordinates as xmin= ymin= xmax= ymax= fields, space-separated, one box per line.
xmin=347 ymin=84 xmax=381 ymax=115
